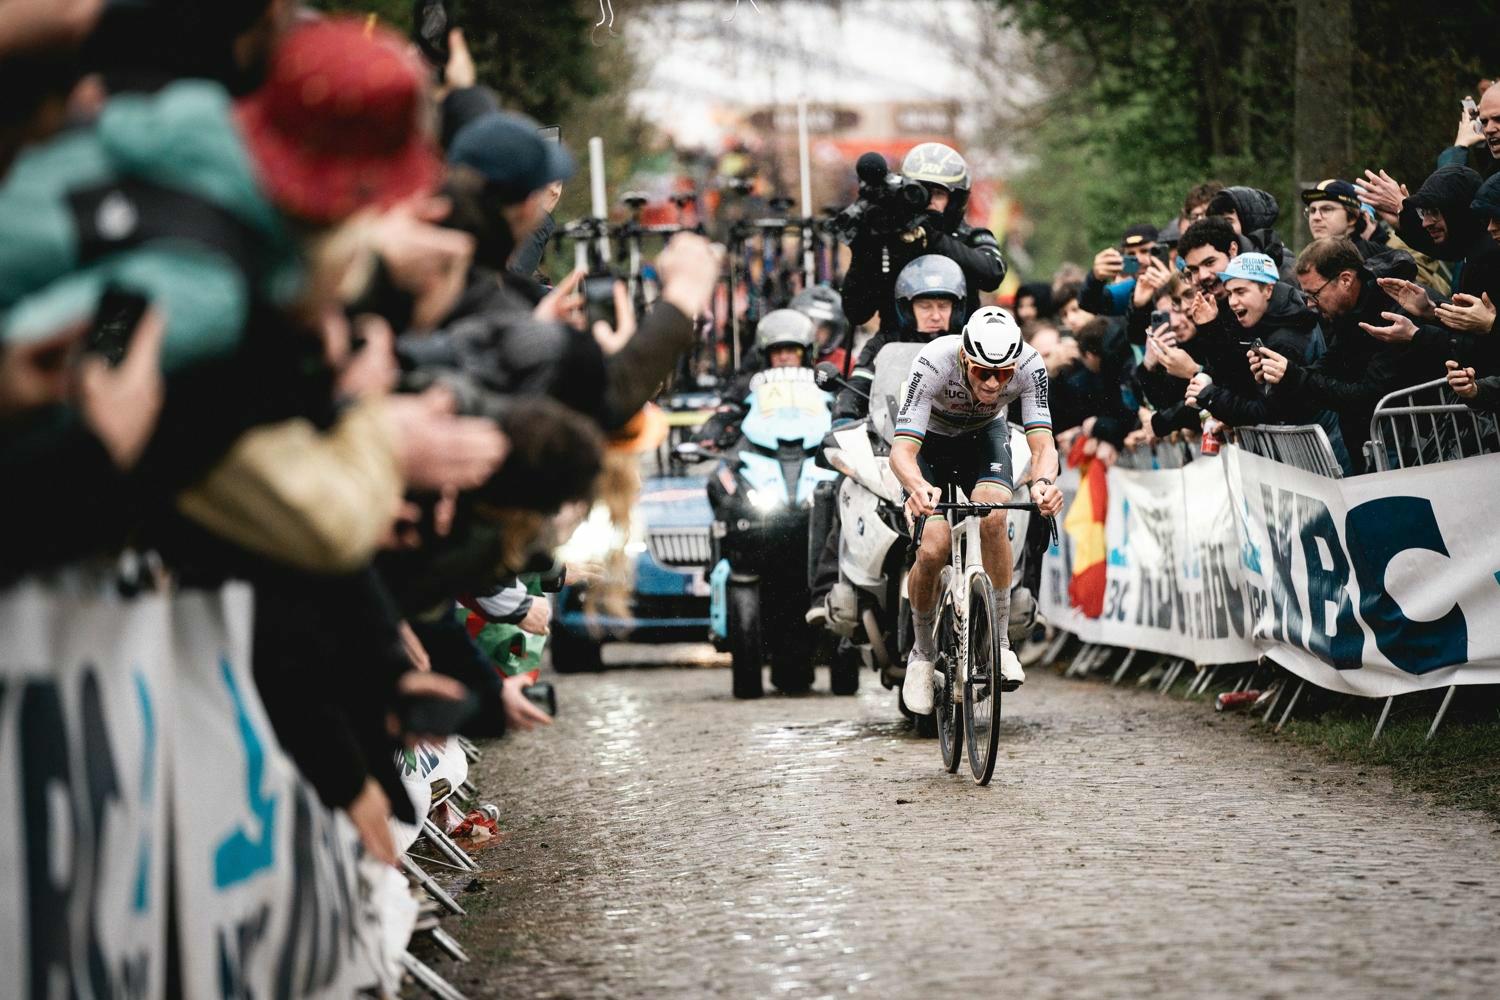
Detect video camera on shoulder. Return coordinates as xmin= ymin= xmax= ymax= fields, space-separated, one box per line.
xmin=828 ymin=152 xmax=930 ymax=245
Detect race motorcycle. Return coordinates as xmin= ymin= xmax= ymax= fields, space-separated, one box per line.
xmin=814 ymin=346 xmax=1043 ymax=732
xmin=679 ymin=367 xmax=839 ymax=699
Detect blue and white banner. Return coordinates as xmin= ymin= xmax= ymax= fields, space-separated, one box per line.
xmin=0 ymin=577 xmax=387 ymax=997
xmin=0 ymin=576 xmax=171 ymax=1000
xmin=172 ymin=584 xmax=382 ymax=998
xmin=1040 ymin=449 xmax=1500 ymax=697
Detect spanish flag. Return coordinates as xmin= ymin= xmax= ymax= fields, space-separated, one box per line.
xmin=1063 ymin=437 xmax=1108 ymax=618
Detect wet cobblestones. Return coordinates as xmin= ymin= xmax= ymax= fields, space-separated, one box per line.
xmin=438 ymin=664 xmax=1500 ymax=999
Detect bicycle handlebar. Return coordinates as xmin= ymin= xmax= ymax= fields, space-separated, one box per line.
xmin=909 ymin=500 xmax=1060 ymax=549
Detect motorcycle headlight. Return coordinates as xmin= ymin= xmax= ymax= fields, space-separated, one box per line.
xmin=747 ymin=488 xmax=783 ymax=511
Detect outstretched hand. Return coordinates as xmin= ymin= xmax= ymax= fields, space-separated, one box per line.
xmin=1359 ymin=310 xmax=1419 ymax=343
xmin=1376 ymin=277 xmax=1436 ymax=319
xmin=1435 ymin=292 xmax=1496 ymax=333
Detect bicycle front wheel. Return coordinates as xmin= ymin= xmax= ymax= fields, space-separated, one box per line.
xmin=964 ymin=573 xmax=1003 ymax=785
xmin=936 ymin=590 xmax=962 ymax=774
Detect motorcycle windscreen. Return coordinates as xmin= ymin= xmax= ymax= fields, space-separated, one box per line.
xmin=868 ymin=342 xmax=924 ymax=445
xmin=741 ymin=368 xmax=832 ymax=450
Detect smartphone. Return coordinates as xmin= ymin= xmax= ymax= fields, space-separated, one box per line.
xmin=1464 ymin=96 xmax=1482 ymax=135
xmin=1149 ymin=244 xmax=1173 ymax=266
xmin=412 ymin=0 xmax=451 ymax=69
xmin=522 ymin=681 xmax=557 ymax=717
xmin=584 ymin=271 xmax=618 ymax=330
xmin=87 ymin=285 xmax=150 ymax=367
xmin=1149 ymin=309 xmax=1171 ymax=331
xmin=1251 ymin=337 xmax=1267 ymax=354
xmin=1121 ymin=256 xmax=1141 ymax=276
xmin=538 ymin=124 xmax=561 ymax=145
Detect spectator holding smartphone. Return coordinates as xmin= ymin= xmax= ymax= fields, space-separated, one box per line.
xmin=1250 ymin=238 xmax=1418 ymax=471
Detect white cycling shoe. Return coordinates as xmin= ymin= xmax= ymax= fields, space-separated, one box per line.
xmin=999 ymin=647 xmax=1026 ymax=692
xmin=902 ymin=652 xmax=937 ymax=715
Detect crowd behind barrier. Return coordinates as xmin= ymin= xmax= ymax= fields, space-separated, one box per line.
xmin=1039 ymin=408 xmax=1500 ymax=714
xmin=0 ymin=5 xmax=734 ymax=996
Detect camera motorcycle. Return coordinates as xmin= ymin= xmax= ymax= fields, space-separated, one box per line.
xmin=680 ymin=367 xmax=838 ymax=699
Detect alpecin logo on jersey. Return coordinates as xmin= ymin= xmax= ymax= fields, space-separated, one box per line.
xmin=1031 ymin=368 xmax=1048 ymax=410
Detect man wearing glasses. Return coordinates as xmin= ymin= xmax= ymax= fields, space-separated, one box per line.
xmin=1249 ymin=237 xmax=1420 ymax=471
xmin=1301 ymin=178 xmax=1448 ymax=294
xmin=888 ymin=306 xmax=1063 ymax=716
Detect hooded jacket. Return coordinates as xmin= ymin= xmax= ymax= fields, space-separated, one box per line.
xmin=0 ymin=80 xmax=301 ymax=370
xmin=1212 ymin=187 xmax=1296 ymax=280
xmin=1271 ymin=250 xmax=1418 ymax=470
xmin=1195 ymin=280 xmax=1323 ymax=426
xmin=1471 ymin=172 xmax=1500 ymax=229
xmin=1397 ymin=165 xmax=1497 ymax=292
xmin=1405 ymin=247 xmax=1500 ymax=373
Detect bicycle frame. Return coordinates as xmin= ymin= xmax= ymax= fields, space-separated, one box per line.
xmin=913 ymin=492 xmax=1056 ymax=655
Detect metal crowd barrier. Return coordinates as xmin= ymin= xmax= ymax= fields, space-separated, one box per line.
xmin=1231 ymin=424 xmax=1344 ymax=478
xmin=1365 ymin=377 xmax=1500 ymax=471
xmin=1064 ymin=402 xmax=1493 ymax=747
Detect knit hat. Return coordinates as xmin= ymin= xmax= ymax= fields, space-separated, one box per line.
xmin=234 ymin=18 xmax=440 ymax=224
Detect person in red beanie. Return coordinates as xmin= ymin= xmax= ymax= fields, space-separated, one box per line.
xmin=236 ymin=16 xmax=440 ymax=227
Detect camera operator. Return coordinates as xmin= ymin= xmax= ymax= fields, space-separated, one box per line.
xmin=839 ymin=142 xmax=1005 ymax=332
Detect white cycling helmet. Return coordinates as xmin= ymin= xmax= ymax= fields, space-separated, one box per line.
xmin=960 ymin=306 xmax=1024 ymax=368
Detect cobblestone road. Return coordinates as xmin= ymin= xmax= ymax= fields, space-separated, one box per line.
xmin=435 ymin=662 xmax=1500 ymax=999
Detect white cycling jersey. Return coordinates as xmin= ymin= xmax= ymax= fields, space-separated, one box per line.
xmin=893 ymin=334 xmax=1052 ymax=442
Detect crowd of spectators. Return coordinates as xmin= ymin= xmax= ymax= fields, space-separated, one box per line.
xmin=1011 ymin=80 xmax=1500 ymax=473
xmin=0 ymin=0 xmax=721 ymax=897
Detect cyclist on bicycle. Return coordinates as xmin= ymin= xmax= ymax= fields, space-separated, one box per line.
xmin=890 ymin=306 xmax=1064 ymax=715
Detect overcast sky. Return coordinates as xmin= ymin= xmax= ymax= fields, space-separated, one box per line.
xmin=613 ymin=0 xmax=1044 ymax=166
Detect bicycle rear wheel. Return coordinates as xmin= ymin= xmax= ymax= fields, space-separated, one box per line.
xmin=935 ymin=590 xmax=962 ymax=773
xmin=964 ymin=573 xmax=1003 ymax=785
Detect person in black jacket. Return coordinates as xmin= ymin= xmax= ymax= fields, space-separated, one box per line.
xmin=1208 ymin=186 xmax=1296 ymax=279
xmin=1353 ymin=170 xmax=1500 ymax=375
xmin=1050 ymin=318 xmax=1139 ymax=459
xmin=1252 ymin=238 xmax=1418 ymax=471
xmin=407 ymin=112 xmax=720 ymax=435
xmin=839 ymin=142 xmax=1004 ymax=331
xmin=832 ymin=254 xmax=967 ymax=423
xmin=1155 ymin=217 xmax=1267 ymax=435
xmin=1184 ymin=252 xmax=1348 ymax=469
xmin=1357 ymin=164 xmax=1497 ymax=296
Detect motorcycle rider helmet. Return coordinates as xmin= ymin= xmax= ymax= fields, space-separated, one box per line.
xmin=960 ymin=306 xmax=1024 ymax=369
xmin=900 ymin=142 xmax=970 ymax=226
xmin=894 ymin=254 xmax=968 ymax=334
xmin=753 ymin=308 xmax=816 ymax=364
xmin=789 ymin=285 xmax=847 ymax=357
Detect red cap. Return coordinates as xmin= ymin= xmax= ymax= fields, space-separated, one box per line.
xmin=235 ymin=17 xmax=439 ymax=224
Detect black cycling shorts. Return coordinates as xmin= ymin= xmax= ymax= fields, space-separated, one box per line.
xmin=916 ymin=420 xmax=1013 ymax=499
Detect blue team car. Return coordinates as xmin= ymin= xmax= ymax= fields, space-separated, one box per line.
xmin=549 ymin=475 xmax=716 ymax=672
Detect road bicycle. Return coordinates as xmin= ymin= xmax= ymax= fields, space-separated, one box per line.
xmin=913 ymin=490 xmax=1057 ymax=785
